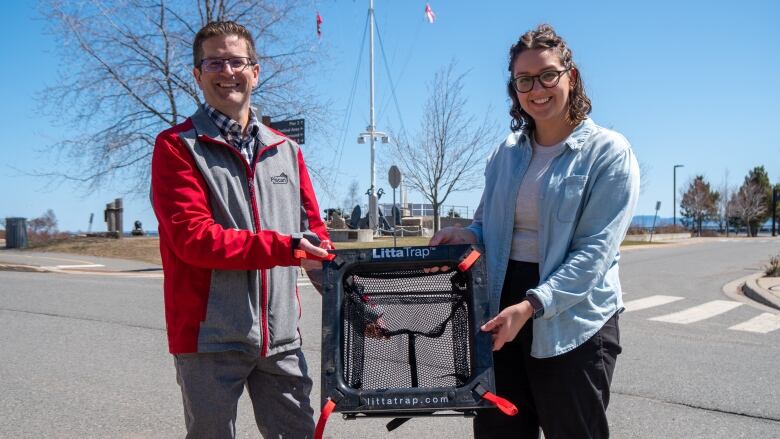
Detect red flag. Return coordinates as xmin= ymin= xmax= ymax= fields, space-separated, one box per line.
xmin=317 ymin=12 xmax=323 ymax=37
xmin=424 ymin=3 xmax=435 ymax=23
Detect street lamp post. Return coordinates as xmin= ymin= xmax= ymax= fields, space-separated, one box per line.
xmin=773 ymin=187 xmax=779 ymax=237
xmin=673 ymin=164 xmax=684 ymax=227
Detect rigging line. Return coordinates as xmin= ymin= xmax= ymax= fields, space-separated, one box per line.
xmin=376 ymin=17 xmax=423 ymax=134
xmin=374 ymin=19 xmax=410 ymax=143
xmin=329 ymin=10 xmax=370 ymax=195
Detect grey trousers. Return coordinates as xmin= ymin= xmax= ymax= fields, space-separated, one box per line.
xmin=174 ymin=349 xmax=315 ymax=439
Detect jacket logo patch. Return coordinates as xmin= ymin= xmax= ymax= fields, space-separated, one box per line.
xmin=271 ymin=172 xmax=289 ymax=184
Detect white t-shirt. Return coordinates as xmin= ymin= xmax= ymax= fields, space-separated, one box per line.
xmin=510 ymin=137 xmax=566 ymax=262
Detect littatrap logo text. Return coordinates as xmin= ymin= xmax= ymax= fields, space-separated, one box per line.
xmin=361 ymin=395 xmax=449 ymax=407
xmin=372 ymin=247 xmax=431 ymax=259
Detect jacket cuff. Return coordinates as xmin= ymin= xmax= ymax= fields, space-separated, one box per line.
xmin=524 ymin=294 xmax=544 ymax=319
xmin=527 ymin=284 xmax=554 ymax=319
xmin=278 ymin=234 xmax=301 ymax=266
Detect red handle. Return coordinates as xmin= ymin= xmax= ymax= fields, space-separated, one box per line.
xmin=482 ymin=391 xmax=518 ymax=416
xmin=457 ymin=249 xmax=482 ymax=272
xmin=314 ymin=399 xmax=336 ymax=439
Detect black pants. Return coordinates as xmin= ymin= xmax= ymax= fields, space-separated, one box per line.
xmin=474 ymin=260 xmax=621 ymax=439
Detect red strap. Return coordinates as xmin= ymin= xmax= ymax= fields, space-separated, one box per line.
xmin=482 ymin=391 xmax=518 ymax=416
xmin=314 ymin=399 xmax=337 ymax=439
xmin=294 ymin=249 xmax=336 ymax=261
xmin=457 ymin=249 xmax=482 ymax=272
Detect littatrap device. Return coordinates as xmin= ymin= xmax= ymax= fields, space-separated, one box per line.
xmin=301 ymin=244 xmax=517 ymax=438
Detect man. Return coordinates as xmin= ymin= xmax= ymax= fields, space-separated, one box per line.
xmin=151 ymin=21 xmax=331 ymax=438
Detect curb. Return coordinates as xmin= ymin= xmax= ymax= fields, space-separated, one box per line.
xmin=742 ymin=276 xmax=780 ymax=311
xmin=0 ymin=263 xmax=51 ymax=273
xmin=0 ymin=262 xmax=162 ymax=278
xmin=721 ymin=272 xmax=779 ymax=313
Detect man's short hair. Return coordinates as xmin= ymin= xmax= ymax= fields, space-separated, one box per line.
xmin=193 ymin=21 xmax=258 ymax=68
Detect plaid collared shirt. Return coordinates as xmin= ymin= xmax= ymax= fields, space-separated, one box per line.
xmin=201 ymin=103 xmax=262 ymax=164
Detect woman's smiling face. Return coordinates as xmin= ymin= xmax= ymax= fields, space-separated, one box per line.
xmin=512 ymin=48 xmax=575 ymax=131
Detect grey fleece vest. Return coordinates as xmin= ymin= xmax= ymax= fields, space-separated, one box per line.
xmin=179 ymin=108 xmax=308 ymax=356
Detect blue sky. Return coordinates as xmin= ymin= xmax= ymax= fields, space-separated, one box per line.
xmin=1 ymin=0 xmax=779 ymax=232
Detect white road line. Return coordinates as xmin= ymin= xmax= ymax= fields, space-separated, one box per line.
xmin=729 ymin=313 xmax=780 ymax=334
xmin=649 ymin=300 xmax=742 ymax=324
xmin=297 ymin=282 xmax=312 ymax=287
xmin=55 ymin=264 xmax=106 ymax=269
xmin=623 ymin=295 xmax=684 ymax=312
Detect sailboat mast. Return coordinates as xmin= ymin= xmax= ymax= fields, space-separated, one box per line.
xmin=368 ymin=0 xmax=377 ymax=230
xmin=357 ymin=0 xmax=387 ymax=231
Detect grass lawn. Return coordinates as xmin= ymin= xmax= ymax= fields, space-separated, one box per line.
xmin=620 ymin=240 xmax=664 ymax=247
xmin=25 ymin=236 xmax=163 ymax=265
xmin=19 ymin=234 xmax=661 ymax=264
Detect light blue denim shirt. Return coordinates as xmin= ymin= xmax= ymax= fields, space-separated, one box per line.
xmin=467 ymin=118 xmax=640 ymax=358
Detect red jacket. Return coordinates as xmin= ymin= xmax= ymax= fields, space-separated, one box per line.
xmin=151 ymin=108 xmax=329 ymax=356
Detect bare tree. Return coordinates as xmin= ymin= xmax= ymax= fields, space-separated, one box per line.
xmin=728 ymin=181 xmax=767 ymax=237
xmin=680 ymin=175 xmax=719 ymax=236
xmin=27 ymin=209 xmax=60 ymax=242
xmin=36 ymin=0 xmax=327 ymax=193
xmin=342 ymin=179 xmax=361 ymax=216
xmin=387 ymin=61 xmax=498 ymax=232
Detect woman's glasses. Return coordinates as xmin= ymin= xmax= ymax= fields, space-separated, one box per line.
xmin=511 ymin=68 xmax=570 ymax=93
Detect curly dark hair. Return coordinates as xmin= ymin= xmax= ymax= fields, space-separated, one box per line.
xmin=507 ymin=24 xmax=591 ymax=132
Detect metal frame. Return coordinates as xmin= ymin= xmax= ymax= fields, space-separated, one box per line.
xmin=320 ymin=244 xmax=496 ymax=418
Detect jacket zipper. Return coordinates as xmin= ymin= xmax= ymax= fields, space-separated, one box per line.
xmin=198 ymin=134 xmax=284 ymax=357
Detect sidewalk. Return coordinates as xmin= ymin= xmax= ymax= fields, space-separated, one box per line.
xmin=0 ymin=249 xmax=162 ymax=277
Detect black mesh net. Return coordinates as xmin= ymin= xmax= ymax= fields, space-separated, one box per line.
xmin=342 ymin=267 xmax=473 ymax=391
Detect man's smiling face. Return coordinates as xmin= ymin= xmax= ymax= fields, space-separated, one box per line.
xmin=193 ymin=34 xmax=259 ymax=122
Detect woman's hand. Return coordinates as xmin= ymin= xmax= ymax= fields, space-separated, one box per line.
xmin=424 ymin=227 xmax=477 ymax=273
xmin=480 ymin=301 xmax=534 ymax=351
xmin=429 ymin=227 xmax=478 ymax=246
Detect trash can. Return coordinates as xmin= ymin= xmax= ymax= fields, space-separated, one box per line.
xmin=5 ymin=217 xmax=28 ymax=249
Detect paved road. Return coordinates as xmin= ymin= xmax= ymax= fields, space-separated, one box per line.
xmin=610 ymin=237 xmax=780 ymax=438
xmin=0 ymin=238 xmax=778 ymax=438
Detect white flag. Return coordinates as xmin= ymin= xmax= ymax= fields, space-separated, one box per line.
xmin=424 ymin=3 xmax=436 ymax=23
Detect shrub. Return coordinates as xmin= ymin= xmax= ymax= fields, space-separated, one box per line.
xmin=766 ymin=254 xmax=780 ymax=277
xmin=654 ymin=224 xmax=690 ymax=234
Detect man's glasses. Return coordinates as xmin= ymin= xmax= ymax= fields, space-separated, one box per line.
xmin=511 ymin=68 xmax=570 ymax=93
xmin=199 ymin=57 xmax=255 ymax=73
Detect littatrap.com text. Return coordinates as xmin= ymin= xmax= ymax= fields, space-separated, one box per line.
xmin=361 ymin=396 xmax=449 ymax=406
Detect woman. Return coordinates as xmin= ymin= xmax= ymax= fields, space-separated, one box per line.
xmin=430 ymin=24 xmax=639 ymax=438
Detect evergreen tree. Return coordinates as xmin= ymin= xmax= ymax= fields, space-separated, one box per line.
xmin=680 ymin=175 xmax=719 ymax=236
xmin=742 ymin=166 xmax=772 ymax=236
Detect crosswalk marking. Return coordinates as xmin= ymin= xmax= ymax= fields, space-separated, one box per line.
xmin=649 ymin=300 xmax=742 ymax=324
xmin=624 ymin=295 xmax=683 ymax=312
xmin=729 ymin=313 xmax=780 ymax=334
xmin=55 ymin=264 xmax=105 ymax=269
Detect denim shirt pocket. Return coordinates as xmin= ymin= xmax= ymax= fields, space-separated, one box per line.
xmin=556 ymin=175 xmax=588 ymax=222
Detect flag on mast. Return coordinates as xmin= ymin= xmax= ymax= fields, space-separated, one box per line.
xmin=317 ymin=12 xmax=323 ymax=37
xmin=424 ymin=3 xmax=436 ymax=24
